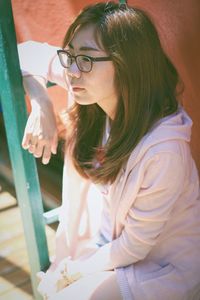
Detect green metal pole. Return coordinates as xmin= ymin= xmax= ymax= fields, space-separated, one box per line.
xmin=0 ymin=1 xmax=50 ymax=299
xmin=119 ymin=0 xmax=127 ymax=9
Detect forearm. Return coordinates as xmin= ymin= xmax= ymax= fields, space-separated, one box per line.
xmin=49 ymin=224 xmax=70 ymax=271
xmin=77 ymin=242 xmax=117 ymax=275
xmin=23 ymin=75 xmax=52 ymax=109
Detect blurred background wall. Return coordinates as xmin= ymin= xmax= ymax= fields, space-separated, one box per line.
xmin=12 ymin=0 xmax=200 ymax=173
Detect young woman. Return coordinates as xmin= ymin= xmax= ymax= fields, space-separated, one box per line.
xmin=18 ymin=2 xmax=200 ymax=299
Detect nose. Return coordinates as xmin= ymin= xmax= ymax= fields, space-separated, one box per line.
xmin=67 ymin=61 xmax=81 ymax=78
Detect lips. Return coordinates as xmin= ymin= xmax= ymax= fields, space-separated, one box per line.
xmin=72 ymin=87 xmax=85 ymax=92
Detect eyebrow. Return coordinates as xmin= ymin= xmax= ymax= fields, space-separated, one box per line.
xmin=68 ymin=42 xmax=100 ymax=52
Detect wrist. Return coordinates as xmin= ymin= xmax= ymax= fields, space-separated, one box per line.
xmin=31 ymin=98 xmax=54 ymax=113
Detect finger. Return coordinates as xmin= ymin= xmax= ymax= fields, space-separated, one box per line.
xmin=34 ymin=143 xmax=44 ymax=158
xmin=28 ymin=144 xmax=37 ymax=154
xmin=22 ymin=132 xmax=32 ymax=149
xmin=37 ymin=271 xmax=57 ymax=297
xmin=37 ymin=271 xmax=45 ymax=282
xmin=42 ymin=145 xmax=51 ymax=164
xmin=30 ymin=135 xmax=38 ymax=146
xmin=27 ymin=135 xmax=39 ymax=153
xmin=51 ymin=134 xmax=58 ymax=155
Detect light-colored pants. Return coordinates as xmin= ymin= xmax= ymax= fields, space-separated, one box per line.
xmin=49 ymin=271 xmax=122 ymax=300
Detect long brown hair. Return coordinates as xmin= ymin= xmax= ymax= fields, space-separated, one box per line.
xmin=63 ymin=2 xmax=179 ymax=184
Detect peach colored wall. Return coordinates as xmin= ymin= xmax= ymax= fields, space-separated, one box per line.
xmin=12 ymin=0 xmax=200 ymax=172
xmin=128 ymin=0 xmax=200 ymax=174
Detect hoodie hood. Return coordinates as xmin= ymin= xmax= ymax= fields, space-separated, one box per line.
xmin=126 ymin=106 xmax=192 ymax=171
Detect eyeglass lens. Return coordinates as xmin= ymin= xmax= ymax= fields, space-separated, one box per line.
xmin=59 ymin=52 xmax=92 ymax=72
xmin=77 ymin=56 xmax=91 ymax=72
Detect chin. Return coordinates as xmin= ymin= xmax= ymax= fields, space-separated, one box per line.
xmin=74 ymin=98 xmax=96 ymax=105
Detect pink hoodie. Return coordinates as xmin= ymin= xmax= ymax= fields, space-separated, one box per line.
xmin=18 ymin=41 xmax=200 ymax=300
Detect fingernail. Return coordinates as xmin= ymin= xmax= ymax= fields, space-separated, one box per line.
xmin=43 ymin=159 xmax=49 ymax=164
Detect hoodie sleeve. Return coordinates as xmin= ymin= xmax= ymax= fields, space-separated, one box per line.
xmin=17 ymin=41 xmax=68 ymax=89
xmin=109 ymin=151 xmax=185 ymax=267
xmin=76 ymin=151 xmax=186 ymax=274
xmin=58 ymin=156 xmax=93 ymax=257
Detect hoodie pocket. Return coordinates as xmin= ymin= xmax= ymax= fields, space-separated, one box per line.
xmin=137 ymin=262 xmax=189 ymax=300
xmin=136 ymin=261 xmax=174 ymax=283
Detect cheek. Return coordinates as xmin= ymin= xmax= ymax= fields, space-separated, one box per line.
xmin=103 ymin=67 xmax=116 ymax=95
xmin=64 ymin=70 xmax=72 ymax=89
xmin=92 ymin=66 xmax=116 ymax=95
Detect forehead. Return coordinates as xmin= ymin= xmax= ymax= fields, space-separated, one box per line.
xmin=69 ymin=24 xmax=103 ymax=51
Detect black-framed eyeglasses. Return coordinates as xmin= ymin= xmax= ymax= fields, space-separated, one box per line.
xmin=57 ymin=49 xmax=112 ymax=73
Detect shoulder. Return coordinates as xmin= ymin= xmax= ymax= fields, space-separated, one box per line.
xmin=127 ymin=108 xmax=193 ymax=172
xmin=122 ymin=140 xmax=191 ymax=196
xmin=126 ymin=138 xmax=188 ymax=177
xmin=18 ymin=41 xmax=68 ymax=89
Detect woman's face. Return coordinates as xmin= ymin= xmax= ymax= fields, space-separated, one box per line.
xmin=65 ymin=24 xmax=118 ymax=119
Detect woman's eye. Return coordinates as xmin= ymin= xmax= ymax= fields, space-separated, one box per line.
xmin=81 ymin=56 xmax=91 ymax=62
xmin=66 ymin=52 xmax=73 ymax=58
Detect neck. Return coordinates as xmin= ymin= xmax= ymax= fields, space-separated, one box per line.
xmin=97 ymin=93 xmax=118 ymax=120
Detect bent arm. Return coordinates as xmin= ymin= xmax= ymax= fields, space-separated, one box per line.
xmin=17 ymin=41 xmax=69 ymax=163
xmin=18 ymin=40 xmax=67 ymax=89
xmin=73 ymin=152 xmax=185 ymax=275
xmin=21 ymin=74 xmax=58 ymax=163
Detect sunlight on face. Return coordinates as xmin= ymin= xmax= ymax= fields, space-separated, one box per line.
xmin=66 ymin=24 xmax=118 ymax=119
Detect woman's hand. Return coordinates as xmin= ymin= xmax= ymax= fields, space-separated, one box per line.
xmin=37 ymin=270 xmax=59 ymax=299
xmin=22 ymin=101 xmax=58 ymax=164
xmin=37 ymin=259 xmax=82 ymax=299
xmin=22 ymin=75 xmax=59 ymax=164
